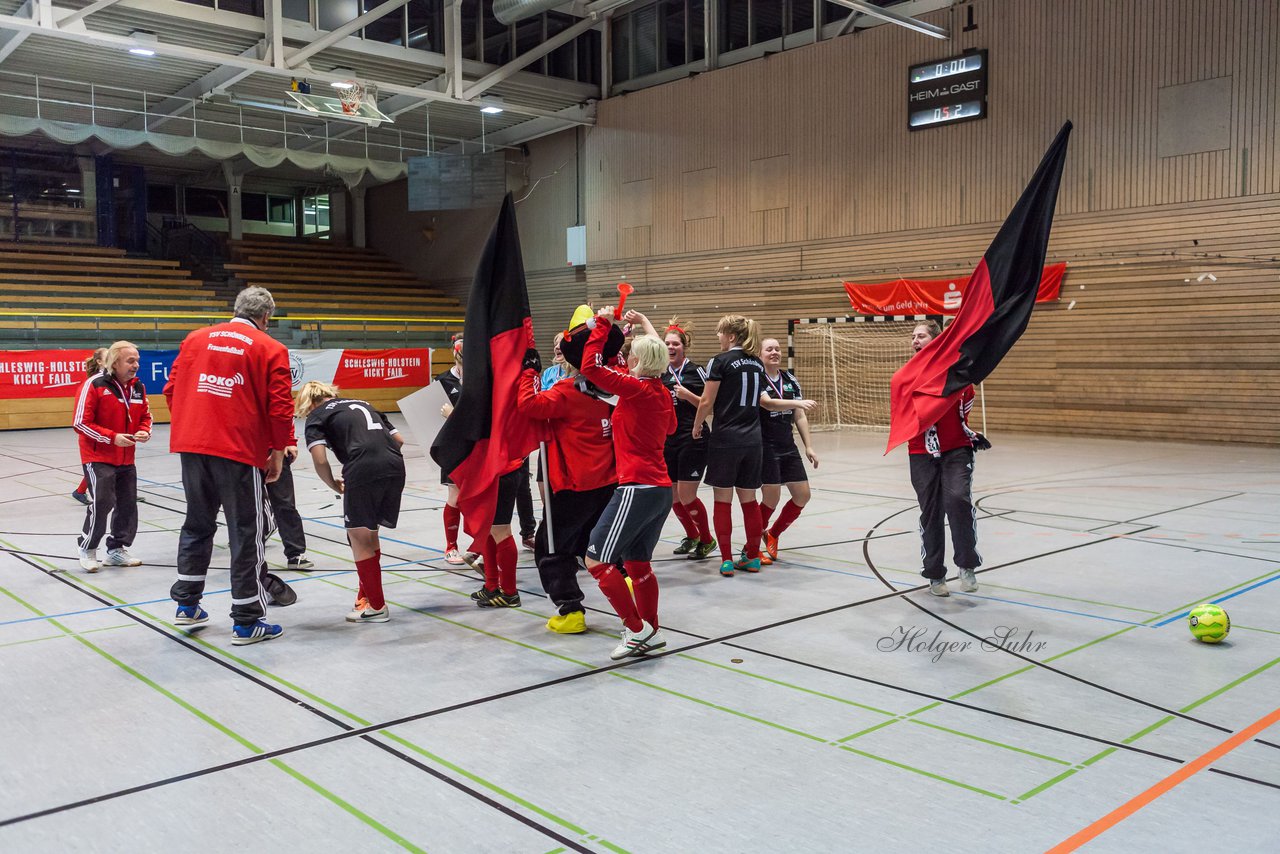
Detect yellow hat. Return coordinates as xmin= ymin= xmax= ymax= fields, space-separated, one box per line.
xmin=568 ymin=304 xmax=594 ymax=329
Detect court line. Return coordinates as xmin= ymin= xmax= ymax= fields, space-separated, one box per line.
xmin=1046 ymin=705 xmax=1280 ymax=853
xmin=0 ymin=547 xmax=599 ymax=853
xmin=1151 ymin=572 xmax=1280 ymax=627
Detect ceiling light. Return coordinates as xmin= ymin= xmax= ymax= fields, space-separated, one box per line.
xmin=129 ymin=30 xmax=158 ymax=56
xmin=330 ymin=68 xmax=356 ymax=89
xmin=479 ymin=98 xmax=504 ymax=114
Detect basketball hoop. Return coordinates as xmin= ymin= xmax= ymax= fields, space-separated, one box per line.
xmin=336 ymin=81 xmax=365 ymax=115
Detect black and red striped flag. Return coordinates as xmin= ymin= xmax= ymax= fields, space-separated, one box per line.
xmin=887 ymin=121 xmax=1073 ymax=453
xmin=430 ymin=193 xmax=545 ymax=541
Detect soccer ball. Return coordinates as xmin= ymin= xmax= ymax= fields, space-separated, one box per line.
xmin=1188 ymin=603 xmax=1230 ymax=644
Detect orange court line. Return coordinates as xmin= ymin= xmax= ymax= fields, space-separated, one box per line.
xmin=1047 ymin=705 xmax=1280 ymax=853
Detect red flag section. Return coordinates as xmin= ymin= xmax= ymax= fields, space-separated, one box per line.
xmin=844 ymin=263 xmax=1064 ymax=316
xmin=887 ymin=121 xmax=1073 ymax=454
xmin=430 ymin=194 xmax=546 ymax=544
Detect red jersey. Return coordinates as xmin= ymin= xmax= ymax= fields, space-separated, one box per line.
xmin=515 ymin=368 xmax=615 ymax=492
xmin=164 ymin=317 xmax=294 ymax=469
xmin=908 ymin=385 xmax=976 ymax=456
xmin=579 ymin=321 xmax=675 ymax=486
xmin=72 ymin=372 xmax=152 ymax=466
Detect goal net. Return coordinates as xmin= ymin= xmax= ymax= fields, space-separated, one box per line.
xmin=789 ymin=317 xmax=926 ymax=431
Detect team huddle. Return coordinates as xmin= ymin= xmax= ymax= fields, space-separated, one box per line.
xmin=69 ymin=287 xmax=983 ymax=658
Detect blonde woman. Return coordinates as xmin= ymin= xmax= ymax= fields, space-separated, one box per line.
xmin=691 ymin=315 xmax=766 ymax=577
xmin=296 ymin=381 xmax=406 ymax=622
xmin=578 ymin=306 xmax=676 ymax=660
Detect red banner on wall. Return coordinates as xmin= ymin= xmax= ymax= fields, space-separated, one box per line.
xmin=331 ymin=349 xmax=432 ymax=388
xmin=0 ymin=349 xmax=93 ymax=398
xmin=843 ymin=262 xmax=1066 ymax=315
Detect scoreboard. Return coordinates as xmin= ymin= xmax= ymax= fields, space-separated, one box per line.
xmin=908 ymin=49 xmax=988 ymax=130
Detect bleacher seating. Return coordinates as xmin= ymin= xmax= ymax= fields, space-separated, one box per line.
xmin=224 ymin=234 xmax=463 ymax=348
xmin=0 ymin=242 xmax=226 ymax=350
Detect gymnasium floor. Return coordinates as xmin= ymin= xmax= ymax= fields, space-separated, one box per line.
xmin=0 ymin=422 xmax=1277 ymax=853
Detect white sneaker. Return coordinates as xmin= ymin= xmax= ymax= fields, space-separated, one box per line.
xmin=78 ymin=548 xmax=100 ymax=573
xmin=345 ymin=605 xmax=390 ymax=623
xmin=641 ymin=627 xmax=667 ymax=653
xmin=610 ymin=621 xmax=659 ymax=660
xmin=444 ymin=548 xmax=466 ymax=565
xmin=462 ymin=551 xmax=483 ymax=569
xmin=929 ymin=579 xmax=950 ymax=597
xmin=104 ymin=547 xmax=142 ymax=567
xmin=959 ymin=567 xmax=978 ymax=592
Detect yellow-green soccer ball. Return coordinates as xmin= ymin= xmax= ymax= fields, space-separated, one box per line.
xmin=1188 ymin=603 xmax=1230 ymax=644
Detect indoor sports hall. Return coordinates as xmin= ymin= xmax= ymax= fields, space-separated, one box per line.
xmin=0 ymin=2 xmax=1277 ymax=852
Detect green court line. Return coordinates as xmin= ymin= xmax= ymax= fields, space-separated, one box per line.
xmin=0 ymin=580 xmax=424 ymax=853
xmin=906 ymin=720 xmax=1073 ymax=765
xmin=610 ymin=673 xmax=827 ymax=743
xmin=1145 ymin=568 xmax=1280 ymax=625
xmin=1014 ymin=767 xmax=1080 ymax=801
xmin=836 ymin=745 xmax=1006 ymax=800
xmin=836 ymin=717 xmax=904 ymax=743
xmin=0 ymin=622 xmax=136 ymax=649
xmin=1233 ymin=623 xmax=1280 ymax=636
xmin=676 ymin=654 xmax=899 ymax=717
xmin=1014 ymin=655 xmax=1280 ymax=802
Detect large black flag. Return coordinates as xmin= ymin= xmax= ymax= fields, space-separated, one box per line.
xmin=430 ymin=193 xmax=544 ymax=540
xmin=888 ymin=121 xmax=1072 ymax=452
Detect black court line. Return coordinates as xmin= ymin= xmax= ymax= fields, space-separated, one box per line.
xmin=0 ymin=550 xmax=592 ymax=851
xmin=9 ymin=474 xmax=1279 ymax=827
xmin=858 ymin=503 xmax=1280 ymax=751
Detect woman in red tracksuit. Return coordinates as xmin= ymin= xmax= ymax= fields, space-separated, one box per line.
xmin=72 ymin=340 xmax=152 ymax=572
xmin=515 ymin=332 xmax=618 ymax=635
xmin=578 ymin=306 xmax=676 ymax=660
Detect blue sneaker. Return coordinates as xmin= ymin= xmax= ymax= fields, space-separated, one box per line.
xmin=231 ymin=620 xmax=284 ymax=645
xmin=174 ymin=605 xmax=209 ymax=626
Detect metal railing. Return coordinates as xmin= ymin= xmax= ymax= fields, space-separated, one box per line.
xmin=0 ymin=311 xmax=463 ymax=349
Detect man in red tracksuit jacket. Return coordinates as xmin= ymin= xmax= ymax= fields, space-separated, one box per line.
xmin=163 ymin=287 xmax=296 ymax=645
xmin=514 ymin=333 xmax=618 ymax=635
xmin=72 ymin=340 xmax=152 ymax=573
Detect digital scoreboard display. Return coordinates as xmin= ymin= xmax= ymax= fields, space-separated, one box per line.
xmin=908 ymin=49 xmax=987 ymax=130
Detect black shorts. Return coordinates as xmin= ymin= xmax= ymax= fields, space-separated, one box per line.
xmin=664 ymin=435 xmax=708 ymax=483
xmin=762 ymin=442 xmax=808 ymax=485
xmin=492 ymin=468 xmax=521 ymax=526
xmin=343 ymin=474 xmax=405 ymax=530
xmin=586 ymin=485 xmax=672 ymax=564
xmin=705 ymin=444 xmax=762 ymax=490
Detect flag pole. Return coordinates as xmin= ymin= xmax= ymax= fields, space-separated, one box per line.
xmin=980 ymin=382 xmax=988 ymax=434
xmin=538 ymin=440 xmax=555 ymax=554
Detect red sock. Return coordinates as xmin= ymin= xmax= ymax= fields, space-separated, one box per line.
xmin=671 ymin=500 xmax=698 ymax=539
xmin=497 ymin=536 xmax=518 ymax=595
xmin=588 ymin=562 xmax=642 ymax=631
xmin=770 ymin=500 xmax=805 ymax=537
xmin=442 ymin=505 xmax=461 ymax=550
xmin=75 ymin=475 xmax=88 ymax=494
xmin=626 ymin=561 xmax=659 ymax=627
xmin=481 ymin=535 xmax=499 ymax=591
xmin=685 ymin=499 xmax=712 ymax=542
xmin=759 ymin=503 xmax=776 ymax=532
xmin=741 ymin=500 xmax=762 ymax=558
xmin=354 ymin=555 xmax=384 ymax=610
xmin=713 ymin=500 xmax=734 ymax=562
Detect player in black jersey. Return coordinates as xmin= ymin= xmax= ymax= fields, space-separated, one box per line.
xmin=625 ymin=312 xmax=716 ymax=560
xmin=297 ymin=381 xmax=406 ymax=623
xmin=757 ymin=338 xmax=819 ymax=565
xmin=692 ymin=314 xmax=767 ymax=577
xmin=435 ymin=336 xmax=472 ymax=566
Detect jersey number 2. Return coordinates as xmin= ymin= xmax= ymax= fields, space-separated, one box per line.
xmin=348 ymin=403 xmax=383 ymax=431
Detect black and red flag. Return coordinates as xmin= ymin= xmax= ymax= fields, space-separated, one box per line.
xmin=887 ymin=121 xmax=1073 ymax=453
xmin=430 ymin=193 xmax=546 ymax=541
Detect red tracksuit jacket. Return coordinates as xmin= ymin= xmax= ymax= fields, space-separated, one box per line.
xmin=164 ymin=317 xmax=294 ymax=470
xmin=514 ymin=367 xmax=616 ymax=493
xmin=579 ymin=320 xmax=675 ymax=487
xmin=72 ymin=372 xmax=153 ymax=466
xmin=908 ymin=385 xmax=976 ymax=456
